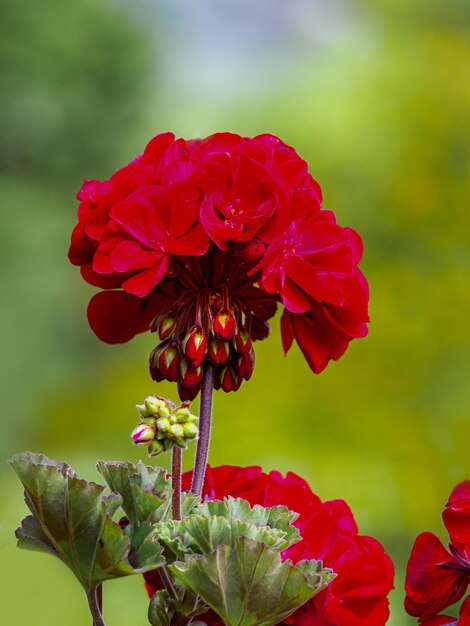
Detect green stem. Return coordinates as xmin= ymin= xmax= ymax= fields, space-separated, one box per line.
xmin=191 ymin=365 xmax=214 ymax=496
xmin=172 ymin=446 xmax=182 ymax=520
xmin=88 ymin=586 xmax=105 ymax=626
xmin=159 ymin=565 xmax=178 ymax=600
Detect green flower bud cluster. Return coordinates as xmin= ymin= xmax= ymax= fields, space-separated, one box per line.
xmin=131 ymin=395 xmax=199 ymax=457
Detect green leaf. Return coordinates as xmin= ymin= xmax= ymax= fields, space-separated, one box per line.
xmin=15 ymin=514 xmax=59 ymax=558
xmin=96 ymin=460 xmax=173 ymax=523
xmin=194 ymin=497 xmax=301 ymax=548
xmin=124 ymin=522 xmax=165 ymax=572
xmin=9 ymin=452 xmax=165 ymax=596
xmin=170 ymin=537 xmax=334 ymax=626
xmin=181 ymin=492 xmax=201 ymax=517
xmin=155 ymin=515 xmax=289 ymax=563
xmin=148 ymin=590 xmax=172 ymax=626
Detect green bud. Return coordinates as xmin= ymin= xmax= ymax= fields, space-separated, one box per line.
xmin=174 ymin=437 xmax=188 ymax=449
xmin=156 ymin=417 xmax=170 ymax=432
xmin=175 ymin=408 xmax=192 ymax=423
xmin=182 ymin=422 xmax=199 ymax=439
xmin=136 ymin=403 xmax=151 ymax=418
xmin=186 ymin=412 xmax=199 ymax=423
xmin=145 ymin=396 xmax=165 ymax=415
xmin=147 ymin=439 xmax=164 ymax=457
xmin=169 ymin=423 xmax=184 ymax=439
xmin=142 ymin=416 xmax=156 ymax=426
xmin=157 ymin=405 xmax=170 ymax=419
xmin=169 ymin=414 xmax=178 ymax=425
xmin=162 ymin=439 xmax=174 ymax=451
xmin=155 ymin=431 xmax=166 ymax=440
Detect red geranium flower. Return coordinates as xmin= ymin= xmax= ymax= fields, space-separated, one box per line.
xmin=419 ymin=597 xmax=470 ymax=626
xmin=405 ymin=481 xmax=470 ymax=623
xmin=69 ymin=132 xmax=369 ymax=399
xmin=144 ymin=465 xmax=394 ymax=625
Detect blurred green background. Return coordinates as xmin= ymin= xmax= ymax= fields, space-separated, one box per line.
xmin=1 ymin=0 xmax=469 ymax=623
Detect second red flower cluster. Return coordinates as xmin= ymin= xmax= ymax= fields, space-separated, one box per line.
xmin=405 ymin=481 xmax=470 ymax=625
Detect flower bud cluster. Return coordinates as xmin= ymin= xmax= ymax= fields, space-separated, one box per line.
xmin=149 ymin=296 xmax=256 ymax=401
xmin=130 ymin=395 xmax=199 ymax=456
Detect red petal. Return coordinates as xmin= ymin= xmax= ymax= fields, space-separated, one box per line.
xmin=280 ymin=310 xmax=294 ymax=354
xmin=68 ymin=224 xmax=95 ymax=266
xmin=87 ymin=291 xmax=144 ymax=344
xmin=322 ymin=499 xmax=359 ymax=535
xmin=280 ymin=274 xmax=311 ymax=313
xmin=404 ymin=532 xmax=468 ymax=620
xmin=110 ymin=187 xmax=168 ymax=250
xmin=443 ymin=480 xmax=470 ymax=546
xmin=80 ymin=265 xmax=128 ymax=289
xmin=122 ymin=257 xmax=169 ymax=297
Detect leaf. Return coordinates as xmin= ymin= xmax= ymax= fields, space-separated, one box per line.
xmin=148 ymin=589 xmax=172 ymax=626
xmin=181 ymin=492 xmax=201 ymax=517
xmin=96 ymin=460 xmax=173 ymax=523
xmin=9 ymin=452 xmax=165 ymax=596
xmin=124 ymin=522 xmax=165 ymax=572
xmin=155 ymin=516 xmax=289 ymax=562
xmin=194 ymin=497 xmax=301 ymax=548
xmin=170 ymin=537 xmax=335 ymax=626
xmin=15 ymin=514 xmax=59 ymax=558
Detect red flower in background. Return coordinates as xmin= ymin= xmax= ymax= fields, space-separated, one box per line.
xmin=144 ymin=466 xmax=394 ymax=625
xmin=69 ymin=132 xmax=369 ymax=399
xmin=405 ymin=481 xmax=470 ymax=624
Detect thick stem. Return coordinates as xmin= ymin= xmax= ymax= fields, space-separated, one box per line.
xmin=191 ymin=365 xmax=214 ymax=496
xmin=88 ymin=586 xmax=106 ymax=626
xmin=172 ymin=446 xmax=182 ymax=520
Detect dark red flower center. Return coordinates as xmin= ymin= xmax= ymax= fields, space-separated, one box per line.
xmin=148 ymin=243 xmax=278 ymax=400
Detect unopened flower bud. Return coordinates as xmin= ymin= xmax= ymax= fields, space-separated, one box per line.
xmin=169 ymin=423 xmax=184 ymax=439
xmin=179 ymin=358 xmax=203 ymax=388
xmin=183 ymin=327 xmax=207 ymax=367
xmin=141 ymin=416 xmax=156 ymax=426
xmin=175 ymin=407 xmax=192 ymax=423
xmin=144 ymin=396 xmax=164 ymax=415
xmin=158 ymin=315 xmax=177 ymax=341
xmin=156 ymin=417 xmax=170 ymax=432
xmin=136 ymin=403 xmax=151 ymax=418
xmin=182 ymin=422 xmax=199 ymax=439
xmin=208 ymin=339 xmax=230 ymax=365
xmin=233 ymin=328 xmax=252 ymax=354
xmin=157 ymin=404 xmax=170 ymax=418
xmin=243 ymin=347 xmax=255 ymax=381
xmin=177 ymin=380 xmax=201 ymax=402
xmin=131 ymin=423 xmax=156 ymax=445
xmin=147 ymin=439 xmax=164 ymax=457
xmin=213 ymin=309 xmax=237 ymax=341
xmin=174 ymin=437 xmax=188 ymax=449
xmin=150 ymin=342 xmax=181 ymax=383
xmin=219 ymin=365 xmax=241 ymax=392
xmin=162 ymin=439 xmax=174 ymax=451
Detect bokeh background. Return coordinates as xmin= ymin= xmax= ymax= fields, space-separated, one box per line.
xmin=1 ymin=0 xmax=469 ymax=623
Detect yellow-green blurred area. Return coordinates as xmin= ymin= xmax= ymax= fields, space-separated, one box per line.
xmin=1 ymin=0 xmax=469 ymax=623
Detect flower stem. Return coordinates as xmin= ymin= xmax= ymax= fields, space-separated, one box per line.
xmin=172 ymin=446 xmax=182 ymax=520
xmin=159 ymin=565 xmax=178 ymax=599
xmin=88 ymin=586 xmax=105 ymax=626
xmin=191 ymin=364 xmax=214 ymax=496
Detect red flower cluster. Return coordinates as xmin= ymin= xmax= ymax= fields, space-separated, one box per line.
xmin=144 ymin=465 xmax=394 ymax=625
xmin=405 ymin=481 xmax=470 ymax=625
xmin=69 ymin=132 xmax=369 ymax=399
